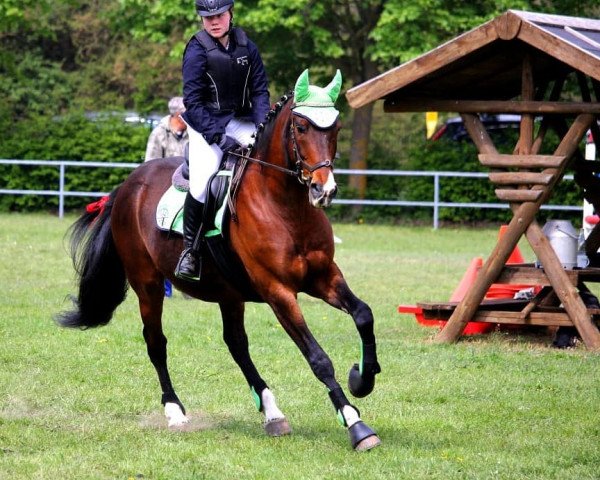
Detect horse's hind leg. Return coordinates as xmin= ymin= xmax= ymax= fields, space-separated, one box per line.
xmin=138 ymin=282 xmax=188 ymax=427
xmin=219 ymin=301 xmax=291 ymax=436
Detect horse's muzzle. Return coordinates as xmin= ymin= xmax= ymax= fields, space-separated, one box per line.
xmin=309 ymin=178 xmax=338 ymax=208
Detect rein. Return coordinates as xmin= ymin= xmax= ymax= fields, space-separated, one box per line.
xmin=227 ymin=112 xmax=334 ymax=185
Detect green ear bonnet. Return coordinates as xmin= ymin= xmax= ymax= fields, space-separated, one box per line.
xmin=292 ymin=69 xmax=342 ymax=128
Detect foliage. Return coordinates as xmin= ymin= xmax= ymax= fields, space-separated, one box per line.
xmin=0 ymin=0 xmax=596 ymax=220
xmin=0 ymin=115 xmax=148 ymax=212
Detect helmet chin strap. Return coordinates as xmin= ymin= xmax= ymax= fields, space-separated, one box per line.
xmin=222 ymin=12 xmax=233 ymax=38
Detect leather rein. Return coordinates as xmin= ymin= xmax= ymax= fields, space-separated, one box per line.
xmin=227 ymin=113 xmax=334 ymax=185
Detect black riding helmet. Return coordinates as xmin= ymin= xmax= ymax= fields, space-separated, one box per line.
xmin=195 ymin=0 xmax=234 ymax=17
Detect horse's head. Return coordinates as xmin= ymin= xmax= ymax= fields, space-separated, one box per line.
xmin=289 ymin=69 xmax=342 ymax=208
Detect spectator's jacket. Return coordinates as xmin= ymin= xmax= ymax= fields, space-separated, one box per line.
xmin=144 ymin=115 xmax=189 ymax=162
xmin=181 ymin=27 xmax=270 ymax=144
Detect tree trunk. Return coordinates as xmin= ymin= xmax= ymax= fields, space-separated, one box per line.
xmin=348 ymin=102 xmax=374 ymax=199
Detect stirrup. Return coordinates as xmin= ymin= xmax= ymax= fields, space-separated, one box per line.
xmin=175 ymin=249 xmax=202 ymax=281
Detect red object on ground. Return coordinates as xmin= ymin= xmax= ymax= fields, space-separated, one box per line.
xmin=498 ymin=224 xmax=525 ymax=264
xmin=398 ymin=225 xmax=540 ymax=335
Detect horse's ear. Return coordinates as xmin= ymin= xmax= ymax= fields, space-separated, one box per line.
xmin=294 ymin=69 xmax=310 ymax=103
xmin=325 ymin=69 xmax=342 ymax=103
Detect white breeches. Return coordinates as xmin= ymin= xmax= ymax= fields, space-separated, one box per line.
xmin=186 ymin=119 xmax=256 ymax=202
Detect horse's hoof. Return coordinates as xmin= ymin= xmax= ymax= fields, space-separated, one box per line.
xmin=348 ymin=420 xmax=379 ymax=451
xmin=165 ymin=402 xmax=189 ymax=428
xmin=348 ymin=363 xmax=375 ymax=398
xmin=355 ymin=434 xmax=381 ymax=452
xmin=264 ymin=417 xmax=291 ymax=437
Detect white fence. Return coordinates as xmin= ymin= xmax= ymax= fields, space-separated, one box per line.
xmin=0 ymin=159 xmax=581 ymax=229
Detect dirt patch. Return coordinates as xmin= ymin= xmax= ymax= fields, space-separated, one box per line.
xmin=138 ymin=410 xmax=217 ymax=432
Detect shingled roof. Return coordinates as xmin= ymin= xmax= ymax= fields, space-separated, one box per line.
xmin=346 ymin=10 xmax=600 ymax=111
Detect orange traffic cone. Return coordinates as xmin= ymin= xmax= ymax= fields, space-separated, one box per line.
xmin=498 ymin=224 xmax=525 ymax=264
xmin=450 ymin=257 xmax=483 ymax=302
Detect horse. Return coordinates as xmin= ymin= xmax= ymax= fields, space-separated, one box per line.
xmin=56 ymin=71 xmax=381 ymax=451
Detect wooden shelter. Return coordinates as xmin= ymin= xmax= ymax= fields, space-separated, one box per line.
xmin=346 ymin=10 xmax=600 ymax=349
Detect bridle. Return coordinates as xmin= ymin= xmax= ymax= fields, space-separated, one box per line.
xmin=289 ymin=114 xmax=334 ymax=185
xmin=228 ymin=112 xmax=335 ymax=185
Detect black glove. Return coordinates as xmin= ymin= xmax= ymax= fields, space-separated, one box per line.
xmin=215 ymin=134 xmax=239 ymax=153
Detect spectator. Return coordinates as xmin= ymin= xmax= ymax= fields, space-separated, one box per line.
xmin=144 ymin=96 xmax=189 ymax=161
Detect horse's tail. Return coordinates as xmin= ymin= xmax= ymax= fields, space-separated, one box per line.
xmin=56 ymin=189 xmax=128 ymax=329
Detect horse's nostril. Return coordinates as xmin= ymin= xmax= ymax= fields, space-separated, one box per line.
xmin=311 ymin=183 xmax=323 ymax=195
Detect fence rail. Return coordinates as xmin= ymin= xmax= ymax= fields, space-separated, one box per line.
xmin=0 ymin=159 xmax=581 ymax=229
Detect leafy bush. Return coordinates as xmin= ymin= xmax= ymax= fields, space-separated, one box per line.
xmin=0 ymin=113 xmax=149 ymax=212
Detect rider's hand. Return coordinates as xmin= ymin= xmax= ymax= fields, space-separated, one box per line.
xmin=215 ymin=134 xmax=238 ymax=153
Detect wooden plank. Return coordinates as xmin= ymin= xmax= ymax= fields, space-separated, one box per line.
xmin=518 ymin=21 xmax=600 ymax=84
xmin=472 ymin=311 xmax=574 ymax=326
xmin=496 ymin=266 xmax=578 ymax=286
xmin=489 ymin=172 xmax=553 ymax=185
xmin=495 ymin=189 xmax=543 ymax=202
xmin=345 ymin=21 xmax=500 ymax=109
xmin=383 ymin=99 xmax=600 ymax=114
xmin=514 ymin=11 xmax=600 ymax=30
xmin=518 ymin=54 xmax=535 ymax=154
xmin=479 ymin=154 xmax=565 ymax=168
xmin=418 ymin=298 xmax=529 ymax=311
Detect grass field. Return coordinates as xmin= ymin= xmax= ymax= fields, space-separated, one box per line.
xmin=1 ymin=213 xmax=599 ymax=479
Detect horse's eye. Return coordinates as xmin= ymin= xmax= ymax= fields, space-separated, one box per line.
xmin=296 ymin=124 xmax=308 ymax=134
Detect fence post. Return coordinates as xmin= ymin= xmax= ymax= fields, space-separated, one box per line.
xmin=59 ymin=162 xmax=65 ymax=219
xmin=433 ymin=173 xmax=440 ymax=230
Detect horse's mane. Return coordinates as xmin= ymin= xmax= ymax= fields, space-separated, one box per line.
xmin=251 ymin=91 xmax=294 ymax=155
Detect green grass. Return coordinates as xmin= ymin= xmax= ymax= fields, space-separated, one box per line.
xmin=1 ymin=213 xmax=599 ymax=479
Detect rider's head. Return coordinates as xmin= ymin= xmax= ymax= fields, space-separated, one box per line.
xmin=196 ymin=0 xmax=234 ymax=38
xmin=195 ymin=0 xmax=234 ymax=18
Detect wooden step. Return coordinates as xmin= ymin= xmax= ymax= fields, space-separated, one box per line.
xmin=495 ymin=189 xmax=543 ymax=202
xmin=489 ymin=172 xmax=554 ymax=185
xmin=479 ymin=154 xmax=565 ymax=168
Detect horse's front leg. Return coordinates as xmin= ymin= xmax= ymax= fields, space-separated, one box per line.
xmin=219 ymin=301 xmax=291 ymax=437
xmin=309 ymin=266 xmax=381 ymax=398
xmin=268 ymin=291 xmax=380 ymax=451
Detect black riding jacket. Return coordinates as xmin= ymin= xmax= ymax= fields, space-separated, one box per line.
xmin=181 ymin=27 xmax=270 ymax=144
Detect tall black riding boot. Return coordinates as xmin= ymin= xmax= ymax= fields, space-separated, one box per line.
xmin=175 ymin=193 xmax=205 ymax=281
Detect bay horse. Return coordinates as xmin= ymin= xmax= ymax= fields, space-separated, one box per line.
xmin=57 ymin=73 xmax=381 ymax=451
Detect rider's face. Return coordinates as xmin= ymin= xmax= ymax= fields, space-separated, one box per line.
xmin=202 ymin=11 xmax=231 ymax=38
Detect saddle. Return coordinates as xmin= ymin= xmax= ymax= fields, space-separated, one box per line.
xmin=156 ymin=149 xmax=260 ymax=300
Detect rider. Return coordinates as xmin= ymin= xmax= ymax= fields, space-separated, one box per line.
xmin=175 ymin=0 xmax=270 ymax=281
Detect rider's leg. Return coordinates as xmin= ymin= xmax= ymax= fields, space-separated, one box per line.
xmin=174 ymin=126 xmax=222 ymax=281
xmin=226 ymin=119 xmax=256 ymax=147
xmin=174 ymin=193 xmax=205 ymax=281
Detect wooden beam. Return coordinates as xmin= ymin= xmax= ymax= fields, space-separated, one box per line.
xmin=489 ymin=172 xmax=553 ymax=185
xmin=518 ymin=53 xmax=535 ymax=155
xmin=479 ymin=154 xmax=565 ymax=168
xmin=495 ymin=189 xmax=543 ymax=202
xmin=345 ymin=21 xmax=500 ymax=109
xmin=383 ymin=99 xmax=600 ymax=114
xmin=518 ymin=20 xmax=600 ymax=87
